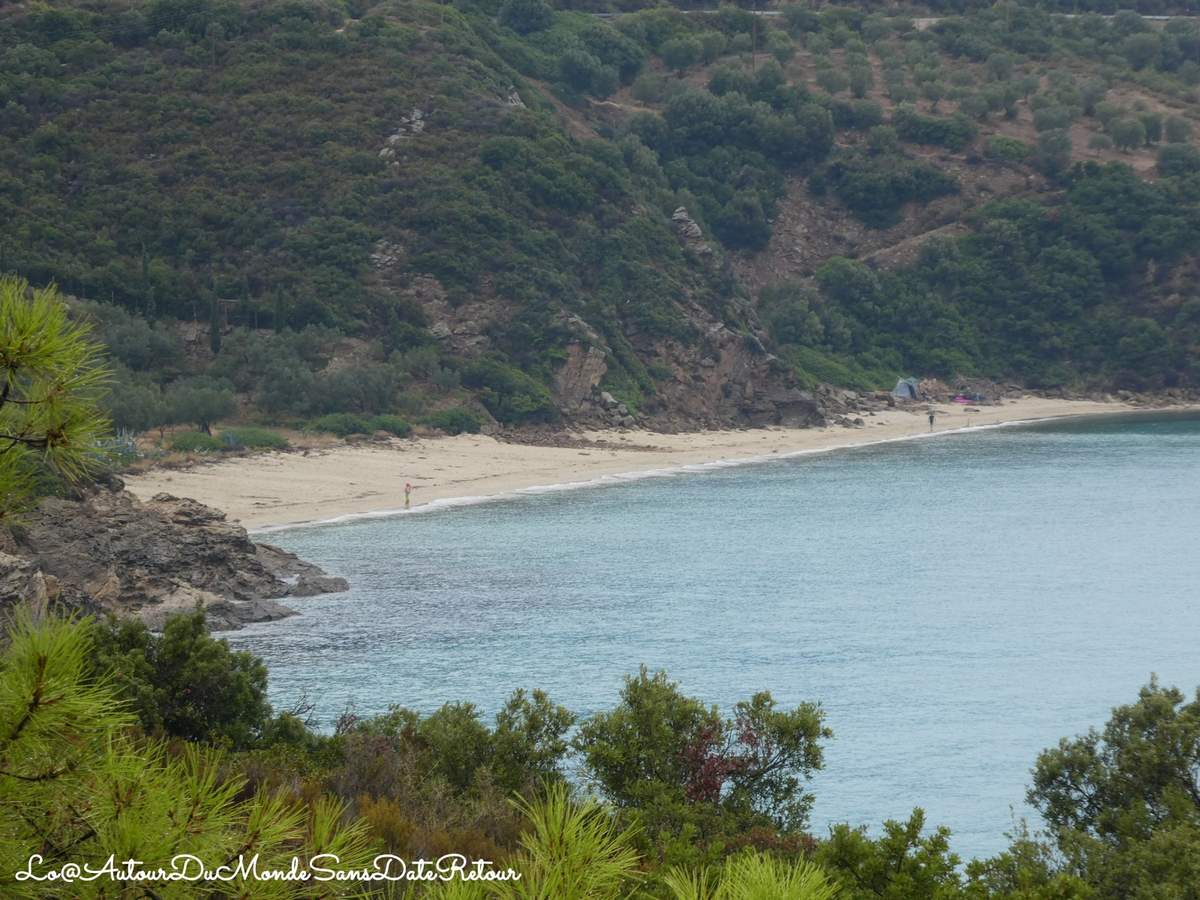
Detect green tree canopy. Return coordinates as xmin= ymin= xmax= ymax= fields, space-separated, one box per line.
xmin=574 ymin=667 xmax=830 ymax=852
xmin=0 ymin=611 xmax=374 ymax=898
xmin=165 ymin=375 xmax=236 ymax=434
xmin=0 ymin=277 xmax=110 ymax=524
xmin=1024 ymin=678 xmax=1200 ymax=897
xmin=91 ymin=609 xmax=273 ymax=749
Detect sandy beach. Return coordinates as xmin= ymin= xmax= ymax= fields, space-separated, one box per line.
xmin=123 ymin=397 xmax=1153 ymax=532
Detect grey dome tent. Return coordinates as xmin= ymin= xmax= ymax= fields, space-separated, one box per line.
xmin=892 ymin=377 xmax=921 ymax=400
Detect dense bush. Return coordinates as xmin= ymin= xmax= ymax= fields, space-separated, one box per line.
xmin=829 ymin=99 xmax=884 ymax=130
xmin=462 ymin=358 xmax=557 ymax=425
xmin=91 ymin=611 xmax=272 ymax=749
xmin=1036 ymin=129 xmax=1074 ymax=176
xmin=893 ymin=106 xmax=977 ymax=151
xmin=75 ymin=301 xmax=183 ymax=373
xmin=305 ymin=412 xmax=412 ymax=437
xmin=815 ymin=151 xmax=959 ymax=229
xmin=425 ymin=407 xmax=485 ymax=435
xmin=985 ymin=135 xmax=1031 ymax=163
xmin=170 ymin=430 xmax=225 ymax=452
xmin=498 ymin=0 xmax=553 ymax=35
xmin=218 ymin=426 xmax=289 ymax=450
xmin=305 ymin=413 xmax=374 ymax=436
xmin=1157 ymin=142 xmax=1200 ymax=177
xmin=368 ymin=414 xmax=412 ymax=437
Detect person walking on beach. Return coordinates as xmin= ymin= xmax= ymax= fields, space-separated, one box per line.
xmin=928 ymin=410 xmax=935 ymax=431
xmin=404 ymin=481 xmax=412 ymax=510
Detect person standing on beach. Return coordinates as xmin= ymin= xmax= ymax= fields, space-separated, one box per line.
xmin=404 ymin=481 xmax=412 ymax=509
xmin=928 ymin=410 xmax=935 ymax=431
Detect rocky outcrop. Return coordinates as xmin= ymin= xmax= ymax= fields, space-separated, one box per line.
xmin=406 ymin=275 xmax=497 ymax=355
xmin=0 ymin=552 xmax=60 ymax=620
xmin=743 ymin=388 xmax=825 ymax=428
xmin=554 ymin=343 xmax=609 ymax=413
xmin=379 ymin=108 xmax=426 ymax=166
xmin=1 ymin=487 xmax=348 ymax=631
xmin=671 ymin=207 xmax=715 ymax=258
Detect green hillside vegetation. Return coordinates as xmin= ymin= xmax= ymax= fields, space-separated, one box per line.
xmin=3 ymin=189 xmax=1200 ymax=896
xmin=2 ymin=0 xmax=1199 ymax=439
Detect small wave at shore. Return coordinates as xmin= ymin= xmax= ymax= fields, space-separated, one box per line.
xmin=249 ymin=415 xmax=1059 ymax=535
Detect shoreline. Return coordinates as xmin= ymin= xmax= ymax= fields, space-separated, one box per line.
xmin=123 ymin=398 xmax=1190 ymax=533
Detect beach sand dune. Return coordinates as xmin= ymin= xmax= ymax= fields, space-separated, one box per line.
xmin=123 ymin=398 xmax=1143 ymax=532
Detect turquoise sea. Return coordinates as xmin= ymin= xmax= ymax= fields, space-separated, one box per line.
xmin=231 ymin=412 xmax=1200 ymax=861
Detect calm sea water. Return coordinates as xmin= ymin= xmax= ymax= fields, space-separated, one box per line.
xmin=231 ymin=412 xmax=1200 ymax=861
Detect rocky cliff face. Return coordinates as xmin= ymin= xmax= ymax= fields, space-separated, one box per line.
xmin=0 ymin=485 xmax=347 ymax=631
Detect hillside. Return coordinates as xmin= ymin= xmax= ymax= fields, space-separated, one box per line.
xmin=2 ymin=0 xmax=1199 ymax=438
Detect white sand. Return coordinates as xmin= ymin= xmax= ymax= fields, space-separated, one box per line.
xmin=123 ymin=397 xmax=1150 ymax=532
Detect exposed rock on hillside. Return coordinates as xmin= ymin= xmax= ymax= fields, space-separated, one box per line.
xmin=672 ymin=207 xmax=715 ymax=258
xmin=555 ymin=343 xmax=610 ymax=413
xmin=0 ymin=486 xmax=347 ymax=631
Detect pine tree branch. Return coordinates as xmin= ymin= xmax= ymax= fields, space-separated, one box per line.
xmin=2 ymin=651 xmax=46 ymax=747
xmin=0 ymin=764 xmax=73 ymax=782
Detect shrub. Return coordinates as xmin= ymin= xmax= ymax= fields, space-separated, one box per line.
xmin=986 ymin=135 xmax=1031 ymax=163
xmin=498 ymin=0 xmax=552 ymax=35
xmin=462 ymin=359 xmax=556 ymax=425
xmin=848 ymin=64 xmax=872 ymax=99
xmin=959 ymin=93 xmax=990 ymax=121
xmin=306 ymin=413 xmax=373 ymax=436
xmin=893 ymin=107 xmax=976 ymax=150
xmin=821 ymin=151 xmax=958 ymax=229
xmin=218 ymin=427 xmax=290 ymax=450
xmin=699 ymin=31 xmax=726 ymax=64
xmin=424 ymin=407 xmax=484 ymax=435
xmin=632 ymin=73 xmax=669 ymax=103
xmin=1093 ymin=100 xmax=1123 ymax=127
xmin=1139 ymin=112 xmax=1162 ymax=145
xmin=1165 ymin=116 xmax=1192 ymax=143
xmin=867 ymin=125 xmax=899 ymax=155
xmin=816 ymin=67 xmax=849 ymax=96
xmin=1110 ymin=117 xmax=1146 ymax=151
xmin=1158 ymin=143 xmax=1200 ymax=177
xmin=91 ymin=610 xmax=272 ymax=748
xmin=170 ymin=431 xmax=224 ymax=453
xmin=368 ymin=414 xmax=412 ymax=437
xmin=781 ymin=4 xmax=820 ymax=36
xmin=767 ymin=31 xmax=794 ymax=65
xmin=1033 ymin=105 xmax=1074 ymax=132
xmin=1035 ymin=129 xmax=1073 ymax=177
xmin=830 ymin=99 xmax=883 ymax=130
xmin=560 ymin=48 xmax=604 ymax=93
